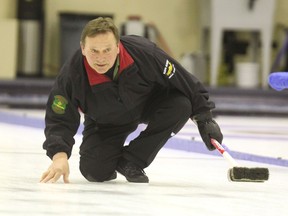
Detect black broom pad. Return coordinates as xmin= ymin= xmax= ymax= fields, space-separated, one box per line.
xmin=229 ymin=167 xmax=269 ymax=182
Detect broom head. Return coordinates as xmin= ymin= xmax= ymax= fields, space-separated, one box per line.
xmin=228 ymin=167 xmax=269 ymax=182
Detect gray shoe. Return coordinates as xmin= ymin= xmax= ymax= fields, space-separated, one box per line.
xmin=116 ymin=158 xmax=149 ymax=183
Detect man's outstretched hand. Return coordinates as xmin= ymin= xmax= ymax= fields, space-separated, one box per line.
xmin=40 ymin=152 xmax=70 ymax=183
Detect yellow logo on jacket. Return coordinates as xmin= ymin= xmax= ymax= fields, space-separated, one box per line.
xmin=163 ymin=59 xmax=175 ymax=79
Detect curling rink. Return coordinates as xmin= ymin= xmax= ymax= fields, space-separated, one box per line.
xmin=0 ymin=108 xmax=287 ymax=216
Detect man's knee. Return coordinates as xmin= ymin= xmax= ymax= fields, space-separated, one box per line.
xmin=79 ymin=157 xmax=116 ymax=182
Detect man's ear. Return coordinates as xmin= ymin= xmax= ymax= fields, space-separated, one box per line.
xmin=80 ymin=42 xmax=85 ymax=56
xmin=117 ymin=43 xmax=120 ymax=54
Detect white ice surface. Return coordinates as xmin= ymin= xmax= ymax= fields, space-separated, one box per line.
xmin=0 ymin=109 xmax=288 ymax=216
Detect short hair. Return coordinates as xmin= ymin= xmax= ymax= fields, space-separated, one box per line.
xmin=80 ymin=17 xmax=120 ymax=45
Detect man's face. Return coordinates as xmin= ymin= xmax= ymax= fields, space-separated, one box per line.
xmin=81 ymin=32 xmax=119 ymax=74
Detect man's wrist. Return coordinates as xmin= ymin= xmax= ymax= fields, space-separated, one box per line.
xmin=52 ymin=152 xmax=68 ymax=161
xmin=192 ymin=111 xmax=213 ymax=123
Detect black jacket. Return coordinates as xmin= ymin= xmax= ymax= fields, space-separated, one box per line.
xmin=43 ymin=35 xmax=215 ymax=159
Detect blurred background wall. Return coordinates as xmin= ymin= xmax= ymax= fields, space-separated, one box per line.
xmin=1 ymin=0 xmax=288 ymax=82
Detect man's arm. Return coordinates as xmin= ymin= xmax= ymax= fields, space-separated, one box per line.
xmin=151 ymin=47 xmax=223 ymax=148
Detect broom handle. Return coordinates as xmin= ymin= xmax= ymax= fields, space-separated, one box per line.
xmin=210 ymin=138 xmax=239 ymax=167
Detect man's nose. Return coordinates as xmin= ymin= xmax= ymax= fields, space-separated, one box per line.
xmin=95 ymin=53 xmax=105 ymax=61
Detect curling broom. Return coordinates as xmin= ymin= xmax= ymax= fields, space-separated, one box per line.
xmin=210 ymin=138 xmax=269 ymax=182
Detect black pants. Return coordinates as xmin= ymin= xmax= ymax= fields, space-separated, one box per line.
xmin=79 ymin=92 xmax=192 ymax=182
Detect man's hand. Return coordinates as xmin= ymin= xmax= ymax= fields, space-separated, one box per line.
xmin=40 ymin=152 xmax=70 ymax=183
xmin=193 ymin=111 xmax=223 ymax=151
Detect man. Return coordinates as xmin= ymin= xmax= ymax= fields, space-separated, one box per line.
xmin=40 ymin=17 xmax=223 ymax=184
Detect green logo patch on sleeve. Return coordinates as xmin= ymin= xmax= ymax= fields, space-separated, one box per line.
xmin=51 ymin=95 xmax=68 ymax=114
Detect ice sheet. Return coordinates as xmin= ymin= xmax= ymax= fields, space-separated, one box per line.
xmin=0 ymin=110 xmax=287 ymax=215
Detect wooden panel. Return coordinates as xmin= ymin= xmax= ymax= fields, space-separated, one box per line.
xmin=0 ymin=19 xmax=18 ymax=79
